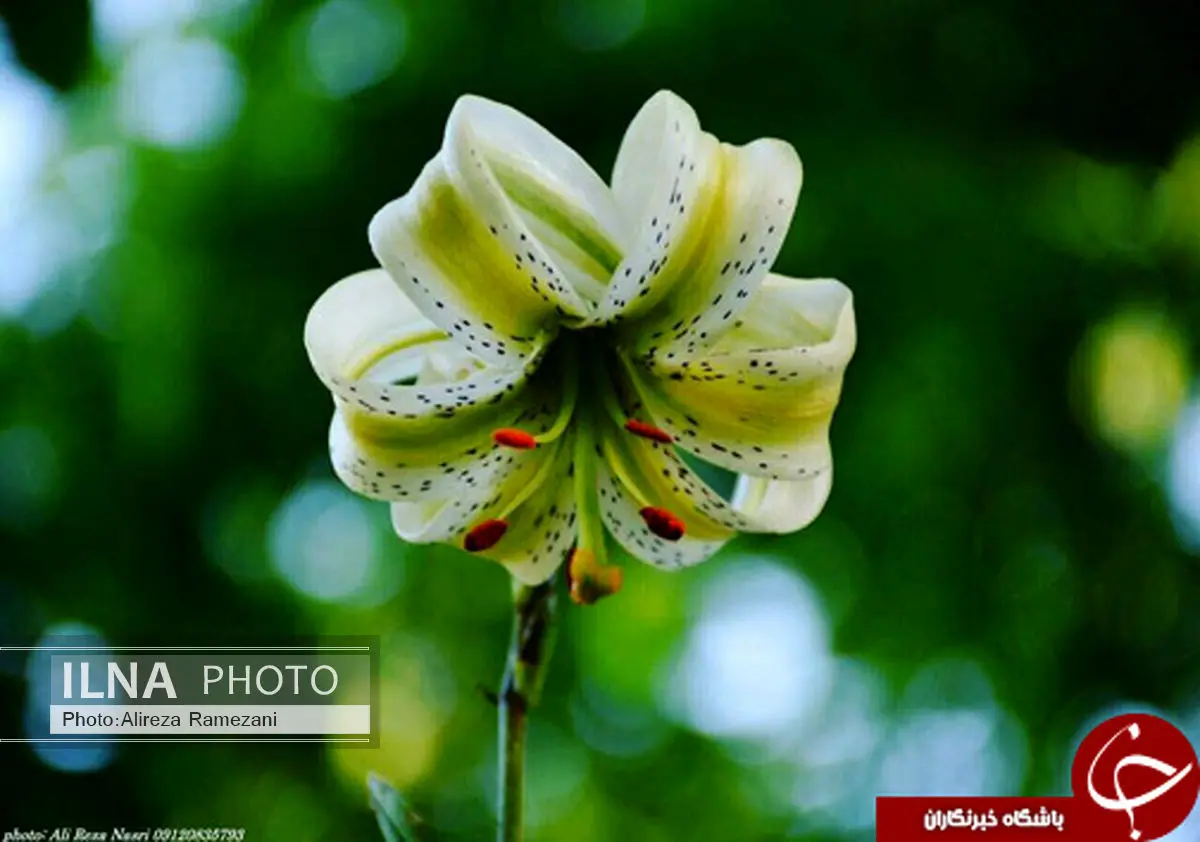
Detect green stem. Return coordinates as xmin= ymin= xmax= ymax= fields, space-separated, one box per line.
xmin=497 ymin=577 xmax=558 ymax=842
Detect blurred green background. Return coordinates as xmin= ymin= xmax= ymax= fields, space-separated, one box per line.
xmin=2 ymin=0 xmax=1199 ymax=839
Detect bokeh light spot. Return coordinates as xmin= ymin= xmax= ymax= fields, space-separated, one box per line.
xmin=117 ymin=36 xmax=244 ymax=150
xmin=92 ymin=0 xmax=260 ymax=55
xmin=790 ymin=659 xmax=888 ymax=831
xmin=301 ymin=0 xmax=407 ymax=99
xmin=0 ymin=53 xmax=64 ymax=230
xmin=1080 ymin=308 xmax=1189 ymax=453
xmin=1166 ymin=396 xmax=1200 ymax=552
xmin=0 ymin=31 xmax=69 ymax=320
xmin=268 ymin=478 xmax=399 ymax=604
xmin=877 ymin=662 xmax=1026 ymax=798
xmin=329 ymin=636 xmax=453 ymax=791
xmin=24 ymin=621 xmax=115 ymax=774
xmin=661 ymin=559 xmax=834 ymax=746
xmin=92 ymin=0 xmax=202 ymax=51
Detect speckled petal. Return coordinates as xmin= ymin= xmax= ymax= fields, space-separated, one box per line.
xmin=470 ymin=437 xmax=578 ymax=584
xmin=306 ymin=268 xmax=565 ymax=501
xmin=597 ymin=398 xmax=841 ymax=550
xmin=369 ymin=96 xmax=626 ymax=363
xmin=595 ymin=418 xmax=739 ymax=569
xmin=625 ymin=275 xmax=855 ymax=485
xmin=596 ymin=456 xmax=732 ymax=569
xmin=599 ymin=91 xmax=802 ymax=357
xmin=328 ymin=407 xmax=539 ymax=502
xmin=390 ymin=437 xmax=577 ymax=585
xmin=597 ymin=91 xmax=720 ymax=324
xmin=386 ymin=444 xmax=538 ymax=539
xmin=729 ymin=470 xmax=835 ymax=534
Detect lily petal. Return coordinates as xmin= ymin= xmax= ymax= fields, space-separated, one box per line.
xmin=597 ymin=457 xmax=732 ymax=569
xmin=625 ymin=275 xmax=855 ymax=483
xmin=594 ymin=417 xmax=740 ymax=569
xmin=369 ymin=96 xmax=625 ymax=364
xmin=306 ymin=269 xmax=567 ymax=502
xmin=390 ymin=437 xmax=577 ymax=585
xmin=600 ymin=91 xmax=803 ymax=357
xmin=467 ymin=437 xmax=579 ymax=585
xmin=328 ymin=409 xmax=521 ymax=502
xmin=729 ymin=470 xmax=834 ymax=534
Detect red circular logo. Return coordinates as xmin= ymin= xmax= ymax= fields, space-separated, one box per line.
xmin=1070 ymin=713 xmax=1199 ymax=841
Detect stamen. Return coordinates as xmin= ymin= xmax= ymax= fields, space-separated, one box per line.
xmin=601 ymin=433 xmax=689 ymax=544
xmin=463 ymin=519 xmax=508 ymax=552
xmin=568 ymin=548 xmax=623 ymax=606
xmin=493 ymin=428 xmax=537 ymax=449
xmin=639 ymin=506 xmax=685 ymax=541
xmin=597 ymin=365 xmax=634 ymax=430
xmin=624 ymin=418 xmax=674 ymax=443
xmin=490 ymin=343 xmax=580 ymax=449
xmin=465 ymin=441 xmax=567 ymax=555
xmin=533 ymin=346 xmax=579 ymax=444
xmin=495 ymin=441 xmax=567 ymax=520
xmin=598 ymin=356 xmax=673 ymax=444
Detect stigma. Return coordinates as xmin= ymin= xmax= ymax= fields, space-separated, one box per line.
xmin=567 ymin=548 xmax=623 ymax=605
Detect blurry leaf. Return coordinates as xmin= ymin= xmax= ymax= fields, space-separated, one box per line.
xmin=367 ymin=773 xmax=419 ymax=842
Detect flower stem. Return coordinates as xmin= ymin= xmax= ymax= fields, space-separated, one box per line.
xmin=497 ymin=576 xmax=558 ymax=842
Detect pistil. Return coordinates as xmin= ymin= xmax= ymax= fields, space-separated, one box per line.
xmin=568 ymin=408 xmax=622 ymax=605
xmin=468 ymin=339 xmax=686 ymax=580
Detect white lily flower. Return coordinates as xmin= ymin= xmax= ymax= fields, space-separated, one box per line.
xmin=304 ymin=91 xmax=856 ymax=603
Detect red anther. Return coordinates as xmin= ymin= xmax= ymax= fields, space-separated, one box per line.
xmin=464 ymin=519 xmax=508 ymax=552
xmin=492 ymin=428 xmax=538 ymax=449
xmin=639 ymin=507 xmax=685 ymax=541
xmin=624 ymin=419 xmax=674 ymax=444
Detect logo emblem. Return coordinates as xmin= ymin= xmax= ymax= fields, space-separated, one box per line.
xmin=1071 ymin=713 xmax=1199 ymax=841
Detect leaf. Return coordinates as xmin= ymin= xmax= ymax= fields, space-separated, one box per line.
xmin=367 ymin=772 xmax=420 ymax=842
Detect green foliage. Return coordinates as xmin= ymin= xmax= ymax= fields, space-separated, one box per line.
xmin=369 ymin=774 xmax=420 ymax=842
xmin=1 ymin=1 xmax=1199 ymax=840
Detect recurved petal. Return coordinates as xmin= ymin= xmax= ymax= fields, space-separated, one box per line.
xmin=306 ymin=268 xmax=566 ymax=501
xmin=469 ymin=436 xmax=579 ymax=584
xmin=595 ymin=419 xmax=740 ymax=569
xmin=729 ymin=470 xmax=835 ymax=534
xmin=597 ymin=456 xmax=732 ymax=570
xmin=328 ymin=409 xmax=511 ymax=502
xmin=369 ymin=96 xmax=626 ymax=363
xmin=625 ymin=275 xmax=855 ymax=485
xmin=390 ymin=436 xmax=577 ymax=585
xmin=597 ymin=91 xmax=720 ymax=323
xmin=305 ymin=267 xmax=438 ymax=383
xmin=599 ymin=91 xmax=803 ymax=356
